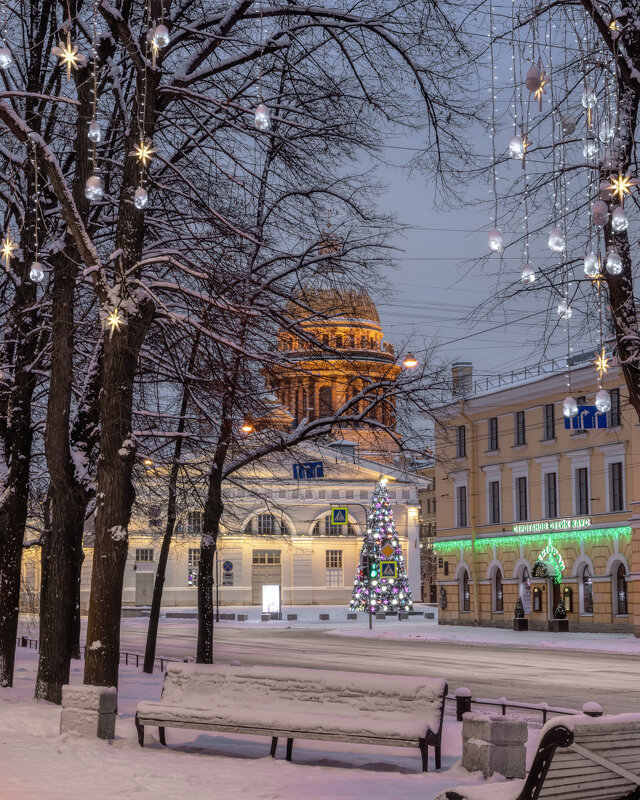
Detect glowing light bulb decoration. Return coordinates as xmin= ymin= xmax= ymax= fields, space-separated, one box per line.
xmin=1 ymin=228 xmax=16 ymax=270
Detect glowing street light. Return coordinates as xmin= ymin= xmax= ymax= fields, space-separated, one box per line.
xmin=403 ymin=352 xmax=418 ymax=368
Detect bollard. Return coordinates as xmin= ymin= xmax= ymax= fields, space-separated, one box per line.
xmin=582 ymin=702 xmax=603 ymax=718
xmin=455 ymin=687 xmax=473 ymax=721
xmin=20 ymin=636 xmax=27 ymax=648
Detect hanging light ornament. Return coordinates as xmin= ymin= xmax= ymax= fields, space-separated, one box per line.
xmin=557 ymin=299 xmax=572 ymax=319
xmin=487 ymin=228 xmax=504 ymax=253
xmin=611 ymin=206 xmax=629 ymax=232
xmin=520 ymin=264 xmax=535 ymax=284
xmin=0 ymin=45 xmax=12 ymax=69
xmin=152 ymin=23 xmax=170 ymax=49
xmin=134 ymin=187 xmax=148 ymax=209
xmin=592 ymin=200 xmax=609 ymax=226
xmin=594 ymin=348 xmax=611 ymax=379
xmin=88 ymin=121 xmax=102 ymax=143
xmin=254 ymin=103 xmax=271 ymax=131
xmin=105 ymin=307 xmax=124 ymax=337
xmin=548 ymin=227 xmax=565 ymax=252
xmin=525 ymin=64 xmax=548 ymax=111
xmin=583 ymin=136 xmax=598 ymax=160
xmin=561 ymin=115 xmax=576 ymax=136
xmin=563 ymin=396 xmax=579 ymax=418
xmin=583 ymin=252 xmax=599 ymax=277
xmin=1 ymin=228 xmax=16 ymax=270
xmin=599 ymin=119 xmax=615 ymax=143
xmin=134 ymin=140 xmax=155 ymax=165
xmin=608 ymin=172 xmax=638 ymax=202
xmin=508 ymin=135 xmax=524 ymax=159
xmin=85 ymin=175 xmax=104 ymax=201
xmin=606 ymin=249 xmax=623 ymax=275
xmin=595 ymin=389 xmax=611 ymax=413
xmin=29 ymin=261 xmax=44 ymax=282
xmin=52 ymin=33 xmax=87 ymax=81
xmin=581 ymin=86 xmax=597 ymax=109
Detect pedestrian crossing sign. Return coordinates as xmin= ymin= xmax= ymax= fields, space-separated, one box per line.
xmin=331 ymin=507 xmax=348 ymax=525
xmin=380 ymin=561 xmax=397 ymax=578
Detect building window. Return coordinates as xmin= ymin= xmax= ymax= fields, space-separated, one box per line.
xmin=461 ymin=569 xmax=470 ymax=612
xmin=545 ymin=472 xmax=558 ymax=519
xmin=609 ymin=388 xmax=621 ymax=427
xmin=488 ymin=417 xmax=498 ymax=452
xmin=582 ymin=565 xmax=594 ymax=614
xmin=456 ymin=425 xmax=466 ymax=458
xmin=610 ymin=462 xmax=623 ymax=511
xmin=576 ymin=467 xmax=589 ymax=515
xmin=258 ymin=513 xmax=275 ymax=536
xmin=489 ymin=481 xmax=500 ymax=524
xmin=335 ymin=335 xmax=343 ymax=349
xmin=188 ymin=548 xmax=200 ymax=586
xmin=514 ymin=410 xmax=526 ymax=446
xmin=187 ymin=511 xmax=203 ymax=536
xmin=533 ymin=586 xmax=542 ymax=612
xmin=135 ymin=548 xmax=154 ymax=562
xmin=326 ymin=550 xmax=343 ymax=586
xmin=457 ymin=485 xmax=468 ymax=528
xmin=245 ymin=513 xmax=290 ymax=536
xmin=319 ymin=385 xmax=332 ymax=416
xmin=543 ymin=404 xmax=555 ymax=440
xmin=494 ymin=571 xmax=503 ymax=612
xmin=516 ymin=476 xmax=528 ymax=521
xmin=616 ymin=564 xmax=628 ymax=615
xmin=313 ymin=516 xmax=356 ymax=536
xmin=562 ymin=586 xmax=573 ymax=612
xmin=252 ymin=550 xmax=281 ymax=565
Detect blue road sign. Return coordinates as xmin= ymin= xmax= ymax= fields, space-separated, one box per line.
xmin=564 ymin=405 xmax=607 ymax=430
xmin=292 ymin=461 xmax=324 ymax=479
xmin=331 ymin=507 xmax=348 ymax=525
xmin=222 ymin=560 xmax=234 ymax=573
xmin=380 ymin=561 xmax=397 ymax=578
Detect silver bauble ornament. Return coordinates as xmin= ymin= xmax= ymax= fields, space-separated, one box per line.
xmin=561 ymin=115 xmax=576 ymax=136
xmin=563 ymin=396 xmax=578 ymax=418
xmin=0 ymin=46 xmax=13 ymax=69
xmin=85 ymin=175 xmax=104 ymax=201
xmin=581 ymin=87 xmax=597 ymax=108
xmin=254 ymin=103 xmax=271 ymax=131
xmin=606 ymin=250 xmax=622 ymax=275
xmin=134 ymin=187 xmax=148 ymax=209
xmin=521 ymin=264 xmax=535 ymax=284
xmin=29 ymin=261 xmax=44 ymax=282
xmin=595 ymin=389 xmax=611 ymax=413
xmin=557 ymin=299 xmax=572 ymax=319
xmin=88 ymin=121 xmax=102 ymax=143
xmin=508 ymin=135 xmax=524 ymax=159
xmin=592 ymin=200 xmax=608 ymax=227
xmin=583 ymin=252 xmax=599 ymax=277
xmin=152 ymin=23 xmax=170 ymax=48
xmin=611 ymin=206 xmax=629 ymax=232
xmin=548 ymin=227 xmax=565 ymax=252
xmin=487 ymin=228 xmax=504 ymax=253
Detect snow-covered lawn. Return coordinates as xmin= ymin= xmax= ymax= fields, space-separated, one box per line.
xmin=2 ymin=650 xmax=534 ymax=800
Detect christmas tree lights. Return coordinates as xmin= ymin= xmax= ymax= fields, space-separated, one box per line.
xmin=349 ymin=480 xmax=413 ymax=614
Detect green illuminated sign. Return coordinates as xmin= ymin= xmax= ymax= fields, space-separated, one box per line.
xmin=512 ymin=517 xmax=590 ymax=535
xmin=538 ymin=543 xmax=565 ymax=583
xmin=433 ymin=525 xmax=631 ymax=554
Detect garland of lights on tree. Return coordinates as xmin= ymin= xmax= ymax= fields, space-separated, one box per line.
xmin=483 ymin=1 xmax=637 ymax=414
xmin=350 ymin=479 xmax=413 ymax=614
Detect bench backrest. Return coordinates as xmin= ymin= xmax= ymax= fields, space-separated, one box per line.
xmin=160 ymin=664 xmax=447 ymax=731
xmin=533 ymin=715 xmax=640 ymax=800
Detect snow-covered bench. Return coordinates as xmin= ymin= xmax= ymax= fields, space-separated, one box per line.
xmin=135 ymin=663 xmax=448 ymax=771
xmin=437 ymin=713 xmax=640 ymax=800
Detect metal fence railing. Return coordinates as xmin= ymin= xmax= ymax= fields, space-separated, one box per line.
xmin=16 ymin=635 xmax=170 ymax=673
xmin=448 ymin=689 xmax=602 ymax=725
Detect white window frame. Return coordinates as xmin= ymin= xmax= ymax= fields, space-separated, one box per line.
xmin=599 ymin=443 xmax=626 ymax=513
xmin=567 ymin=450 xmax=591 ymax=517
xmin=452 ymin=471 xmax=469 ymax=529
xmin=536 ymin=455 xmax=559 ymax=519
xmin=482 ymin=464 xmax=502 ymax=526
xmin=510 ymin=460 xmax=530 ymax=523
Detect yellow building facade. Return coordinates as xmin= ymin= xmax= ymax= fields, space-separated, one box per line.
xmin=434 ymin=360 xmax=640 ymax=635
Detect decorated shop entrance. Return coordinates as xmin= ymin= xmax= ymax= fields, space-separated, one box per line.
xmin=532 ymin=543 xmax=566 ymax=621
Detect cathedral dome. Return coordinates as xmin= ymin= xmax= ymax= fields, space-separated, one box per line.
xmin=286 ymin=285 xmax=380 ymax=326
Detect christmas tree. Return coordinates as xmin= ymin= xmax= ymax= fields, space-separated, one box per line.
xmin=350 ymin=479 xmax=413 ymax=613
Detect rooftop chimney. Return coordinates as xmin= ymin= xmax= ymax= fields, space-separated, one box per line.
xmin=452 ymin=362 xmax=473 ymax=398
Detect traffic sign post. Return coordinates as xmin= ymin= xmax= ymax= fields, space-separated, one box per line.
xmin=380 ymin=561 xmax=397 ymax=579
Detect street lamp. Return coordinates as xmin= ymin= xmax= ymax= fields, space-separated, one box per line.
xmin=403 ymin=352 xmax=418 ymax=368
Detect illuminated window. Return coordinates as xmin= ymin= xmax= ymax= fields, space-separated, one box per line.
xmin=582 ymin=565 xmax=594 ymax=614
xmin=187 ymin=511 xmax=203 ymax=535
xmin=326 ymin=550 xmax=343 ymax=586
xmin=135 ymin=548 xmax=154 ymax=562
xmin=188 ymin=548 xmax=200 ymax=586
xmin=461 ymin=569 xmax=470 ymax=612
xmin=616 ymin=564 xmax=628 ymax=615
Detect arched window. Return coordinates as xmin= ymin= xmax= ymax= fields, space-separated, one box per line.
xmin=244 ymin=513 xmax=290 ymax=537
xmin=616 ymin=564 xmax=628 ymax=615
xmin=495 ymin=570 xmax=503 ymax=612
xmin=312 ymin=516 xmax=356 ymax=536
xmin=582 ymin=565 xmax=594 ymax=614
xmin=461 ymin=569 xmax=470 ymax=612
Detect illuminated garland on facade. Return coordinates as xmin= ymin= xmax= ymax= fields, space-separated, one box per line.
xmin=433 ymin=525 xmax=632 ymax=555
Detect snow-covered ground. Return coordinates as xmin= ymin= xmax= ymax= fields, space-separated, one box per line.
xmin=1 ymin=649 xmax=540 ymax=800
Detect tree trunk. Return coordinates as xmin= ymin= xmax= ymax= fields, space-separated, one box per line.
xmin=84 ymin=310 xmax=152 ymax=688
xmin=143 ymin=335 xmax=199 ymax=673
xmin=197 ymin=472 xmax=224 ymax=664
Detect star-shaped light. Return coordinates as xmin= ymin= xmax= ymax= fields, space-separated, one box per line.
xmin=52 ymin=34 xmax=87 ymax=81
xmin=607 ymin=172 xmax=638 ymax=202
xmin=594 ymin=348 xmax=611 ymax=379
xmin=1 ymin=228 xmax=17 ymax=271
xmin=609 ymin=19 xmax=621 ymax=31
xmin=591 ymin=273 xmax=605 ymax=290
xmin=534 ymin=74 xmax=548 ymax=110
xmin=134 ymin=140 xmax=155 ymax=165
xmin=106 ymin=307 xmax=124 ymax=335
